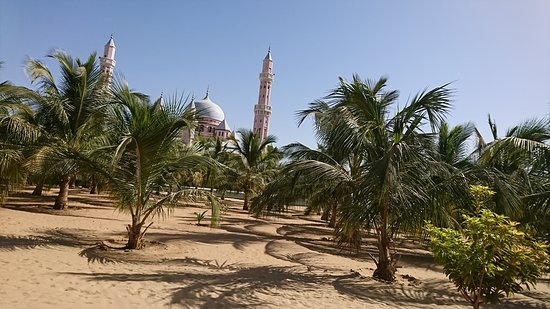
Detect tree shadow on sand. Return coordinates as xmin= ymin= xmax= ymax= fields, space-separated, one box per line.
xmin=62 ymin=264 xmax=329 ymax=308
xmin=3 ymin=191 xmax=122 ymax=222
xmin=2 ymin=204 xmax=123 ymax=222
xmin=332 ymin=274 xmax=548 ymax=308
xmin=332 ymin=274 xmax=468 ymax=307
xmin=64 ymin=259 xmax=546 ymax=309
xmin=0 ymin=228 xmax=99 ymax=251
xmin=0 ymin=235 xmax=51 ymax=251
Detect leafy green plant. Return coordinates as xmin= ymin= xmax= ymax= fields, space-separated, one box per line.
xmin=469 ymin=185 xmax=495 ymax=210
xmin=193 ymin=210 xmax=207 ymax=225
xmin=425 ymin=186 xmax=549 ymax=309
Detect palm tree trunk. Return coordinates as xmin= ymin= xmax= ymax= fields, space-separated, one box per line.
xmin=89 ymin=175 xmax=98 ymax=194
xmin=373 ymin=199 xmax=395 ymax=281
xmin=328 ymin=203 xmax=337 ymax=228
xmin=126 ymin=217 xmax=143 ymax=249
xmin=53 ymin=175 xmax=70 ymax=210
xmin=90 ymin=183 xmax=98 ymax=194
xmin=243 ymin=190 xmax=249 ymax=211
xmin=32 ymin=178 xmax=45 ymax=196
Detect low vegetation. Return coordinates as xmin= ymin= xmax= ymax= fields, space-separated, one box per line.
xmin=426 ymin=186 xmax=549 ymax=308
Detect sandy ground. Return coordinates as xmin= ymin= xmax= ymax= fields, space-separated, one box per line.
xmin=0 ymin=188 xmax=548 ymax=309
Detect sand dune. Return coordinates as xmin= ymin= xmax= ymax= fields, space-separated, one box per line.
xmin=1 ymin=189 xmax=548 ymax=308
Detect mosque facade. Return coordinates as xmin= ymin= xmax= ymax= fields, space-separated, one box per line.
xmin=99 ymin=36 xmax=273 ymax=144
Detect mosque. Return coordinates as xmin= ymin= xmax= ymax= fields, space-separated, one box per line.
xmin=99 ymin=36 xmax=274 ymax=144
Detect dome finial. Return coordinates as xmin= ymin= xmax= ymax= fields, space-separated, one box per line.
xmin=204 ymin=85 xmax=210 ymax=99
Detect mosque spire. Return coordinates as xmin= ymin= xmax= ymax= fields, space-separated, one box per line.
xmin=253 ymin=46 xmax=274 ymax=143
xmin=100 ymin=34 xmax=116 ymax=82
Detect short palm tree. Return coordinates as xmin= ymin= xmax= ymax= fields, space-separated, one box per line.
xmin=107 ymin=81 xmax=218 ymax=249
xmin=229 ymin=129 xmax=281 ymax=211
xmin=254 ymin=75 xmax=464 ymax=281
xmin=25 ymin=50 xmax=109 ymax=209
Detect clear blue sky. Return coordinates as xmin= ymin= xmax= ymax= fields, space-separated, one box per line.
xmin=1 ymin=0 xmax=549 ymax=147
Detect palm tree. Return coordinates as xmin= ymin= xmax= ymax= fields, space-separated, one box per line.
xmin=251 ymin=98 xmax=363 ymax=228
xmin=436 ymin=122 xmax=476 ymax=169
xmin=229 ymin=129 xmax=281 ymax=211
xmin=252 ymin=141 xmax=357 ymax=229
xmin=421 ymin=121 xmax=478 ymax=228
xmin=106 ymin=81 xmax=218 ymax=249
xmin=193 ymin=136 xmax=231 ymax=193
xmin=254 ymin=75 xmax=463 ymax=281
xmin=0 ymin=62 xmax=41 ymax=202
xmin=25 ymin=50 xmax=109 ymax=209
xmin=476 ymin=116 xmax=550 ymax=240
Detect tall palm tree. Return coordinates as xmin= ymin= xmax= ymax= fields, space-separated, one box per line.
xmin=106 ymin=81 xmax=218 ymax=249
xmin=25 ymin=50 xmax=109 ymax=209
xmin=229 ymin=129 xmax=281 ymax=211
xmin=254 ymin=75 xmax=463 ymax=281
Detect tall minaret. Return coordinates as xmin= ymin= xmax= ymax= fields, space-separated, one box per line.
xmin=100 ymin=35 xmax=116 ymax=81
xmin=253 ymin=47 xmax=273 ymax=142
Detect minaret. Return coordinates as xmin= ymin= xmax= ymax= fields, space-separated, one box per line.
xmin=100 ymin=35 xmax=116 ymax=81
xmin=253 ymin=47 xmax=273 ymax=142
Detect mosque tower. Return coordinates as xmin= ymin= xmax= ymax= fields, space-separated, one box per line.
xmin=253 ymin=47 xmax=273 ymax=142
xmin=99 ymin=35 xmax=116 ymax=81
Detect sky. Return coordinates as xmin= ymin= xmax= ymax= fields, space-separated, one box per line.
xmin=1 ymin=0 xmax=549 ymax=147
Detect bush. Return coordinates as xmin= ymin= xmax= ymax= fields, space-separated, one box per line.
xmin=425 ymin=186 xmax=548 ymax=308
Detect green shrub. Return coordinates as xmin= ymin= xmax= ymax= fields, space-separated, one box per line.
xmin=425 ymin=186 xmax=548 ymax=308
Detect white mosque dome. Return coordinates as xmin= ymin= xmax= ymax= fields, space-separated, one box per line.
xmin=193 ymin=94 xmax=225 ymax=122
